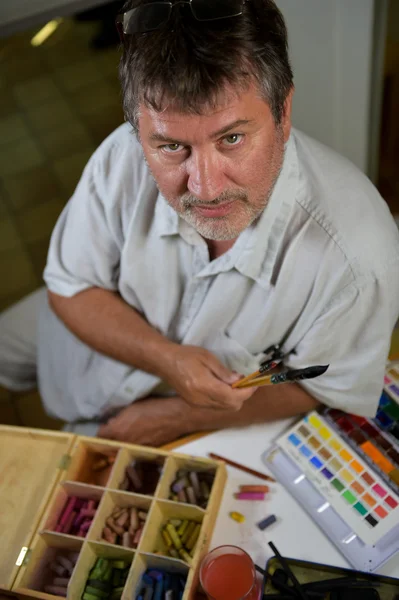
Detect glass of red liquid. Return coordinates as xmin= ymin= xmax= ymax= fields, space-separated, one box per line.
xmin=199 ymin=545 xmax=261 ymax=600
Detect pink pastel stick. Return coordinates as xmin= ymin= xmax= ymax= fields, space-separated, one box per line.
xmin=59 ymin=497 xmax=77 ymax=527
xmin=133 ymin=526 xmax=143 ymax=546
xmin=62 ymin=510 xmax=77 ymax=534
xmin=80 ymin=508 xmax=96 ymax=518
xmin=235 ymin=492 xmax=265 ymax=500
xmin=87 ymin=500 xmax=96 ymax=511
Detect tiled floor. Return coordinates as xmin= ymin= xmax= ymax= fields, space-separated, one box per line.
xmin=0 ymin=17 xmax=124 ymax=313
xmin=0 ymin=16 xmax=124 ymax=428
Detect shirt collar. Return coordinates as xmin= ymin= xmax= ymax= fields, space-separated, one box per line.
xmin=234 ymin=131 xmax=299 ymax=288
xmin=153 ymin=193 xmax=180 ymax=236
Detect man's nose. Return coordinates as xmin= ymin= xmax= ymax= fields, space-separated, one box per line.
xmin=186 ymin=151 xmax=226 ymax=201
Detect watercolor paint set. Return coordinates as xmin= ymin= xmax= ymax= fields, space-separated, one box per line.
xmin=0 ymin=425 xmax=226 ymax=599
xmin=262 ymin=364 xmax=399 ymax=572
xmin=384 ymin=361 xmax=399 ymax=405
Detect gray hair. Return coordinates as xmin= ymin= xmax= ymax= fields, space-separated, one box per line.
xmin=119 ymin=0 xmax=294 ymax=132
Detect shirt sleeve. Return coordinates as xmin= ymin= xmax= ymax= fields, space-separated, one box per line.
xmin=44 ymin=146 xmax=122 ymax=297
xmin=285 ymin=264 xmax=399 ymax=417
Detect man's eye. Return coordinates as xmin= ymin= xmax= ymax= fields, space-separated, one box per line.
xmin=222 ymin=133 xmax=244 ymax=146
xmin=162 ymin=143 xmax=184 ymax=153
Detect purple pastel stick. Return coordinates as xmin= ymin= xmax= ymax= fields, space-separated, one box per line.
xmin=172 ymin=477 xmax=189 ymax=493
xmin=49 ymin=562 xmax=66 ymax=576
xmin=53 ymin=578 xmax=70 ymax=586
xmin=80 ymin=519 xmax=92 ymax=532
xmin=44 ymin=586 xmax=68 ymax=596
xmin=68 ymin=552 xmax=80 ymax=563
xmin=56 ymin=555 xmax=74 ymax=573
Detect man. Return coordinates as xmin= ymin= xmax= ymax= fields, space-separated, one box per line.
xmin=1 ymin=0 xmax=399 ymax=446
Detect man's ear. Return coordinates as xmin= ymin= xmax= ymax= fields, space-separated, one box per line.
xmin=282 ymin=86 xmax=294 ymax=142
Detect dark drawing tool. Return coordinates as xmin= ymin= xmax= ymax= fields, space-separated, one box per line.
xmin=268 ymin=542 xmax=308 ymax=600
xmin=234 ymin=365 xmax=329 ymax=389
xmin=232 ymin=346 xmax=286 ymax=388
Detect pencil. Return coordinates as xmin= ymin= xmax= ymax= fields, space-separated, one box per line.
xmin=208 ymin=452 xmax=276 ymax=483
xmin=231 ymin=358 xmax=283 ymax=388
xmin=234 ymin=365 xmax=329 ymax=389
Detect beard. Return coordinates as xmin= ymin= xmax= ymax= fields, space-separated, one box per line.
xmin=175 ymin=189 xmax=267 ymax=241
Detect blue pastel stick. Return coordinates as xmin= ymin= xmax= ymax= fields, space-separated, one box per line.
xmin=153 ymin=578 xmax=163 ymax=600
xmin=143 ymin=586 xmax=153 ymax=600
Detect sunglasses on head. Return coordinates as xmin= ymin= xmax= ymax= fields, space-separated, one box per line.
xmin=116 ymin=0 xmax=247 ymax=37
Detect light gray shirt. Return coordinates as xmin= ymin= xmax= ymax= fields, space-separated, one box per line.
xmin=40 ymin=124 xmax=399 ymax=422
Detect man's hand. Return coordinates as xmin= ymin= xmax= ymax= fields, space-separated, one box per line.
xmin=159 ymin=345 xmax=257 ymax=411
xmin=98 ymin=396 xmax=193 ymax=446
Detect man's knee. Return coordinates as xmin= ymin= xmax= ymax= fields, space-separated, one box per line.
xmin=0 ymin=287 xmax=46 ymax=391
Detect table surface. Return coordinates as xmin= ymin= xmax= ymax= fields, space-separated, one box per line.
xmin=171 ymin=419 xmax=399 ymax=580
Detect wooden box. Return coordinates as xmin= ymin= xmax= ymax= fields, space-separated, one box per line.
xmin=0 ymin=425 xmax=227 ymax=599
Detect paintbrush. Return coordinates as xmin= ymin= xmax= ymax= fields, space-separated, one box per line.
xmin=234 ymin=365 xmax=329 ymax=389
xmin=232 ymin=356 xmax=285 ymax=388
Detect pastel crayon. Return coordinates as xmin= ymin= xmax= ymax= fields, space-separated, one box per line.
xmin=44 ymin=585 xmax=67 ymax=596
xmin=59 ymin=497 xmax=77 ymax=527
xmin=239 ymin=485 xmax=269 ymax=493
xmin=133 ymin=526 xmax=143 ymax=545
xmin=186 ymin=486 xmax=197 ymax=504
xmin=186 ymin=524 xmax=201 ymax=550
xmin=130 ymin=507 xmax=139 ymax=531
xmin=257 ymin=514 xmax=277 ymax=530
xmin=166 ymin=524 xmax=182 ymax=549
xmin=229 ymin=511 xmax=245 ymax=523
xmin=235 ymin=492 xmax=265 ymax=500
xmin=169 ymin=469 xmax=214 ymax=507
xmin=189 ymin=471 xmax=201 ymax=495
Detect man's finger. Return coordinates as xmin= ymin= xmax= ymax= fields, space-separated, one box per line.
xmin=98 ymin=421 xmax=115 ymax=439
xmin=206 ymin=354 xmax=237 ymax=384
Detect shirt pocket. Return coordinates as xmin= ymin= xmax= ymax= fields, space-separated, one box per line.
xmin=206 ymin=330 xmax=266 ymax=375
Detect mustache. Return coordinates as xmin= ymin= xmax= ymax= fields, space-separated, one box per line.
xmin=180 ymin=190 xmax=248 ymax=208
